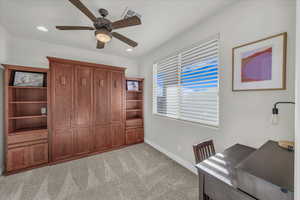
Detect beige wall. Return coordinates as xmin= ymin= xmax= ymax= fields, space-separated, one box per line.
xmin=139 ymin=0 xmax=296 ymax=172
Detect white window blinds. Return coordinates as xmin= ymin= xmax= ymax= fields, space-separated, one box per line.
xmin=153 ymin=37 xmax=219 ymax=127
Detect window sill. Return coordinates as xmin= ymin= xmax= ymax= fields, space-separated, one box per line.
xmin=152 ymin=113 xmax=219 ymax=130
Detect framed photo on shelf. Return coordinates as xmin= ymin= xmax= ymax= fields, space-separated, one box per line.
xmin=232 ymin=32 xmax=287 ymax=91
xmin=12 ymin=71 xmax=45 ymax=87
xmin=127 ymin=80 xmax=139 ymax=91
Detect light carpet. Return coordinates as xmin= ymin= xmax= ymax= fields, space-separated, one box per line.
xmin=0 ymin=143 xmax=198 ymax=200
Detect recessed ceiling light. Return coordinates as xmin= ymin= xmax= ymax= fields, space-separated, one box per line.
xmin=126 ymin=48 xmax=133 ymax=52
xmin=37 ymin=26 xmax=48 ymax=32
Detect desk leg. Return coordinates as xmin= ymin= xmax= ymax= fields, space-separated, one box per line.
xmin=198 ymin=172 xmax=205 ymax=200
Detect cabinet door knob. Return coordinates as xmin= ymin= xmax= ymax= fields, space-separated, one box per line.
xmin=60 ymin=76 xmax=66 ymax=86
xmin=81 ymin=78 xmax=87 ymax=86
xmin=99 ymin=80 xmax=104 ymax=87
xmin=114 ymin=80 xmax=117 ymax=88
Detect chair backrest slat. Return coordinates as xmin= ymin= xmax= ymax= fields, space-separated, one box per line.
xmin=193 ymin=140 xmax=215 ymax=164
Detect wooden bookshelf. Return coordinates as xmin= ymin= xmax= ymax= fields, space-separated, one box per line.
xmin=125 ymin=77 xmax=144 ymax=145
xmin=3 ymin=64 xmax=49 ymax=173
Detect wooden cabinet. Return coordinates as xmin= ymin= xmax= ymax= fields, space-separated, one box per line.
xmin=74 ymin=127 xmax=92 ymax=155
xmin=4 ymin=59 xmax=140 ymax=174
xmin=94 ymin=69 xmax=110 ymax=125
xmin=4 ymin=60 xmax=141 ymax=174
xmin=94 ymin=125 xmax=112 ymax=151
xmin=111 ymin=123 xmax=125 ymax=147
xmin=52 ymin=129 xmax=74 ymax=161
xmin=7 ymin=147 xmax=30 ymax=171
xmin=111 ymin=71 xmax=124 ymax=124
xmin=48 ymin=57 xmax=126 ymax=164
xmin=126 ymin=128 xmax=144 ymax=145
xmin=73 ymin=66 xmax=93 ymax=127
xmin=30 ymin=143 xmax=48 ymax=166
xmin=7 ymin=143 xmax=48 ymax=172
xmin=52 ymin=63 xmax=73 ymax=130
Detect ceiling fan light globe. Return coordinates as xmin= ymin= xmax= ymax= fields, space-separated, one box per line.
xmin=95 ymin=29 xmax=112 ymax=43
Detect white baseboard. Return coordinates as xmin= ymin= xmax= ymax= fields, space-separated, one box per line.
xmin=145 ymin=139 xmax=197 ymax=174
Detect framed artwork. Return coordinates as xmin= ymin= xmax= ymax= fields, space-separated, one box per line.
xmin=127 ymin=80 xmax=139 ymax=91
xmin=232 ymin=32 xmax=287 ymax=91
xmin=12 ymin=71 xmax=45 ymax=87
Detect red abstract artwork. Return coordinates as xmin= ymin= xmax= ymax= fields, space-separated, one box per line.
xmin=241 ymin=46 xmax=272 ymax=82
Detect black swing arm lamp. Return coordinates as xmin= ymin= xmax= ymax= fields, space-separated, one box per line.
xmin=272 ymin=101 xmax=295 ymax=125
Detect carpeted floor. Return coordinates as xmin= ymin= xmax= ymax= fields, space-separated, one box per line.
xmin=0 ymin=143 xmax=198 ymax=200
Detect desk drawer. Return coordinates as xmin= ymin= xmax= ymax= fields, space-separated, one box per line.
xmin=8 ymin=130 xmax=48 ymax=145
xmin=205 ymin=175 xmax=255 ymax=200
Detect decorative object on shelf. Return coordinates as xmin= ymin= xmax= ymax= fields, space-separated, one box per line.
xmin=278 ymin=140 xmax=294 ymax=151
xmin=41 ymin=107 xmax=47 ymax=115
xmin=271 ymin=101 xmax=295 ymax=125
xmin=232 ymin=32 xmax=287 ymax=91
xmin=127 ymin=80 xmax=139 ymax=91
xmin=13 ymin=71 xmax=45 ymax=87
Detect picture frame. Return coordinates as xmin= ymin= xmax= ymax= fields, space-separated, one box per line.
xmin=12 ymin=71 xmax=45 ymax=87
xmin=127 ymin=80 xmax=139 ymax=91
xmin=232 ymin=32 xmax=287 ymax=91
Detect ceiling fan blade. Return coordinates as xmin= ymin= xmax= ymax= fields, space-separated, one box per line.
xmin=69 ymin=0 xmax=97 ymax=22
xmin=56 ymin=26 xmax=94 ymax=30
xmin=112 ymin=32 xmax=138 ymax=47
xmin=111 ymin=16 xmax=141 ymax=30
xmin=97 ymin=41 xmax=105 ymax=49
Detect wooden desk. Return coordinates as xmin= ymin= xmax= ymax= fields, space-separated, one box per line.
xmin=195 ymin=144 xmax=256 ymax=200
xmin=237 ymin=141 xmax=294 ymax=200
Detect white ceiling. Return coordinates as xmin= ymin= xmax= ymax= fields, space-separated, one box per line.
xmin=0 ymin=0 xmax=239 ymax=58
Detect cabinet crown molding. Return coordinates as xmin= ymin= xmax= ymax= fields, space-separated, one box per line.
xmin=47 ymin=57 xmax=126 ymax=72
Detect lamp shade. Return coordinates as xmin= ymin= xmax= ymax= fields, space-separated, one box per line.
xmin=95 ymin=29 xmax=112 ymax=43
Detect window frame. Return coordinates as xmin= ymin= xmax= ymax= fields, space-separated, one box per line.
xmin=152 ymin=35 xmax=220 ymax=127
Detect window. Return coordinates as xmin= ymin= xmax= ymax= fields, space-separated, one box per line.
xmin=153 ymin=37 xmax=219 ymax=127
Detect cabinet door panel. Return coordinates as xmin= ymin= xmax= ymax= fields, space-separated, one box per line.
xmin=126 ymin=131 xmax=137 ymax=145
xmin=52 ymin=63 xmax=73 ymax=130
xmin=125 ymin=128 xmax=144 ymax=145
xmin=136 ymin=128 xmax=144 ymax=142
xmin=30 ymin=143 xmax=48 ymax=166
xmin=94 ymin=125 xmax=112 ymax=151
xmin=110 ymin=71 xmax=124 ymax=124
xmin=74 ymin=66 xmax=93 ymax=127
xmin=74 ymin=127 xmax=92 ymax=155
xmin=94 ymin=69 xmax=110 ymax=125
xmin=7 ymin=147 xmax=30 ymax=171
xmin=52 ymin=129 xmax=73 ymax=161
xmin=111 ymin=124 xmax=125 ymax=147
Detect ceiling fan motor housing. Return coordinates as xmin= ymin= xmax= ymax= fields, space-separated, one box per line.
xmin=94 ymin=18 xmax=112 ymax=31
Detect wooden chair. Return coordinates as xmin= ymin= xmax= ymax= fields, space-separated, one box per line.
xmin=193 ymin=140 xmax=215 ymax=200
xmin=193 ymin=140 xmax=216 ymax=164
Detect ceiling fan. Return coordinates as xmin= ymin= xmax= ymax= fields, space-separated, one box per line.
xmin=56 ymin=0 xmax=142 ymax=49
